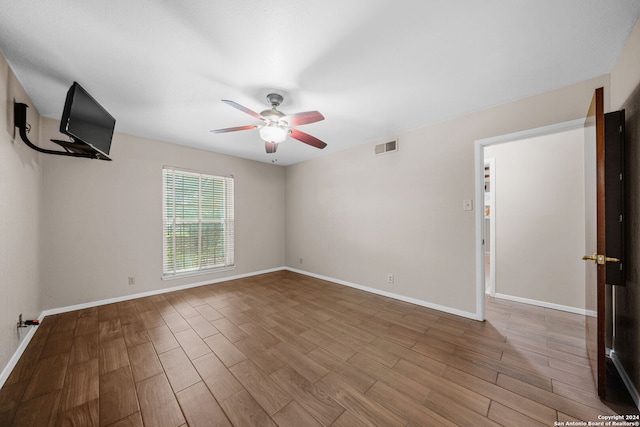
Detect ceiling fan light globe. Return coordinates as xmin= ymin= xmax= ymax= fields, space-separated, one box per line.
xmin=259 ymin=125 xmax=287 ymax=143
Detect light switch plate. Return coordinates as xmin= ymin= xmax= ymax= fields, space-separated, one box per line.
xmin=463 ymin=200 xmax=473 ymax=211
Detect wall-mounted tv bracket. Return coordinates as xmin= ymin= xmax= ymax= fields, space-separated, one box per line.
xmin=17 ymin=313 xmax=39 ymax=329
xmin=13 ymin=102 xmax=110 ymax=160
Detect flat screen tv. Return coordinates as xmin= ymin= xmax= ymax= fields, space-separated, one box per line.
xmin=59 ymin=82 xmax=115 ymax=160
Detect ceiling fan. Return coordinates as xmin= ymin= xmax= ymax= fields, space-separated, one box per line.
xmin=211 ymin=93 xmax=327 ymax=154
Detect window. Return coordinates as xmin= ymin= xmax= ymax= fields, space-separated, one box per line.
xmin=162 ymin=167 xmax=234 ymax=278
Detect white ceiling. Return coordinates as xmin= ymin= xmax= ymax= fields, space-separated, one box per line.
xmin=1 ymin=1 xmax=639 ymax=165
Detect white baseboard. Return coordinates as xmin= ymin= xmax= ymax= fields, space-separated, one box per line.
xmin=610 ymin=349 xmax=640 ymax=412
xmin=0 ymin=311 xmax=45 ymax=389
xmin=42 ymin=267 xmax=286 ymax=317
xmin=494 ymin=293 xmax=587 ymax=315
xmin=285 ymin=267 xmax=478 ymax=320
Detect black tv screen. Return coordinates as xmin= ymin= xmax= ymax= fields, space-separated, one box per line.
xmin=60 ymin=82 xmax=116 ymax=158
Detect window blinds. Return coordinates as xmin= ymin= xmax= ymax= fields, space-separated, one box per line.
xmin=162 ymin=167 xmax=234 ymax=277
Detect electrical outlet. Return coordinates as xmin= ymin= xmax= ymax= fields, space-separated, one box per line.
xmin=300 ymin=258 xmax=303 ymax=265
xmin=128 ymin=277 xmax=135 ymax=286
xmin=463 ymin=199 xmax=473 ymax=211
xmin=387 ymin=274 xmax=394 ymax=284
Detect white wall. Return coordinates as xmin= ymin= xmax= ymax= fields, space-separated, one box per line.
xmin=484 ymin=128 xmax=585 ymax=309
xmin=286 ymin=75 xmax=609 ymax=317
xmin=0 ymin=54 xmax=42 ymax=371
xmin=39 ymin=118 xmax=286 ymax=310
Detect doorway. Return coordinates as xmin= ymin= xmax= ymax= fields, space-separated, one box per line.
xmin=474 ymin=118 xmax=585 ymax=320
xmin=484 ymin=158 xmax=495 ymax=297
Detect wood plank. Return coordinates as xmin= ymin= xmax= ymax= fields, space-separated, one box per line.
xmin=175 ymin=381 xmax=231 ymax=427
xmin=423 ymin=389 xmax=501 ymax=427
xmin=488 ymin=401 xmax=548 ymax=427
xmin=212 ymin=318 xmax=249 ymax=342
xmin=22 ymin=353 xmax=69 ymax=402
xmin=218 ymin=390 xmax=277 ymax=427
xmin=271 ymin=341 xmax=328 ymax=383
xmin=233 ymin=338 xmax=284 ymax=375
xmin=174 ymin=328 xmax=211 ymax=360
xmin=272 ymin=400 xmax=323 ymax=427
xmin=366 ymin=380 xmax=458 ymax=427
xmin=57 ymin=399 xmax=99 ymax=427
xmin=98 ymin=319 xmax=122 ymax=343
xmin=393 ymin=358 xmax=488 ymax=415
xmin=0 ymin=380 xmax=27 ymax=425
xmin=300 ymin=329 xmax=356 ymax=361
xmin=99 ymin=366 xmax=138 ymax=427
xmin=229 ymin=359 xmax=292 ymax=416
xmin=136 ymin=373 xmax=185 ymax=427
xmin=106 ymin=411 xmax=143 ymax=427
xmin=411 ymin=339 xmax=497 ymax=382
xmin=496 ymin=372 xmax=616 ymax=420
xmin=161 ymin=312 xmax=191 ymax=334
xmin=348 ymin=352 xmax=430 ymax=401
xmin=331 ymin=410 xmax=372 ymax=427
xmin=137 ymin=309 xmax=165 ymax=330
xmin=122 ymin=323 xmax=149 ymax=348
xmin=218 ymin=306 xmax=252 ymax=326
xmin=128 ymin=342 xmax=163 ymax=383
xmin=147 ymin=324 xmax=180 ymax=354
xmin=316 ymin=372 xmax=407 ymax=426
xmin=194 ymin=305 xmax=225 ymax=322
xmin=69 ymin=333 xmax=99 ymax=366
xmin=99 ymin=337 xmax=129 ymax=375
xmin=158 ymin=347 xmax=201 ymax=393
xmin=204 ymin=333 xmax=247 ymax=368
xmin=191 ymin=352 xmax=244 ymax=402
xmin=185 ymin=314 xmax=219 ymax=339
xmin=238 ymin=321 xmax=281 ymax=349
xmin=11 ymin=390 xmax=61 ymax=427
xmin=270 ymin=366 xmax=344 ymax=426
xmin=306 ymin=348 xmax=376 ymax=393
xmin=40 ymin=330 xmax=75 ymax=359
xmin=59 ymin=358 xmax=99 ymax=412
xmin=441 ymin=366 xmax=558 ymax=425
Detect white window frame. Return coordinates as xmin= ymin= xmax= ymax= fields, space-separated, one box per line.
xmin=162 ymin=167 xmax=234 ymax=279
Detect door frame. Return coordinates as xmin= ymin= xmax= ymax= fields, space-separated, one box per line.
xmin=474 ymin=118 xmax=584 ymax=320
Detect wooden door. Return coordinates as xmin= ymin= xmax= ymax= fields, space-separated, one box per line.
xmin=584 ymin=87 xmax=606 ymax=397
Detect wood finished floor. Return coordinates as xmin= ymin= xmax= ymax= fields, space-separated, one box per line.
xmin=0 ymin=270 xmax=635 ymax=426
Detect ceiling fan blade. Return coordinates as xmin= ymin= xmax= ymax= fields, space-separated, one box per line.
xmin=222 ymin=99 xmax=263 ymax=121
xmin=265 ymin=142 xmax=278 ymax=154
xmin=289 ymin=129 xmax=327 ymax=149
xmin=210 ymin=125 xmax=258 ymax=134
xmin=281 ymin=111 xmax=324 ymax=126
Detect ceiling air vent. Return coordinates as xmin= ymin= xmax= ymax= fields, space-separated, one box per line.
xmin=374 ymin=139 xmax=398 ymax=156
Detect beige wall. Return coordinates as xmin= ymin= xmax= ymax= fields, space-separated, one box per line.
xmin=286 ymin=75 xmax=608 ymax=316
xmin=611 ymin=18 xmax=640 ymax=110
xmin=38 ymin=117 xmax=286 ymax=310
xmin=0 ymin=54 xmax=42 ymax=371
xmin=484 ymin=128 xmax=585 ymax=309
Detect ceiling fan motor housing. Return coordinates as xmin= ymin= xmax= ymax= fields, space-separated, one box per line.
xmin=266 ymin=93 xmax=284 ymax=108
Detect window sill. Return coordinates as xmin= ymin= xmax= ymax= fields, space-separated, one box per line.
xmin=162 ymin=266 xmax=235 ymax=281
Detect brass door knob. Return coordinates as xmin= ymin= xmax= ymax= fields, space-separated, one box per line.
xmin=582 ymin=254 xmax=620 ymax=265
